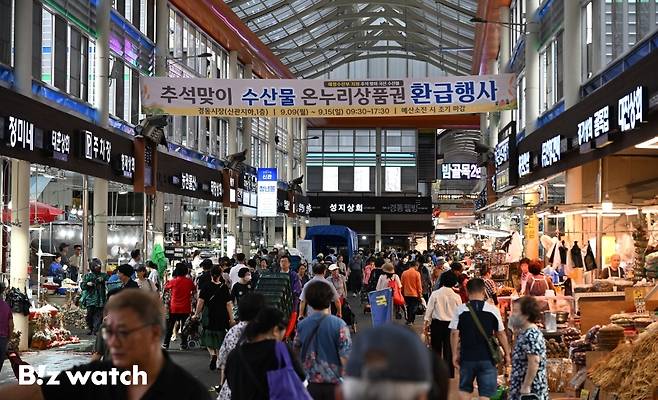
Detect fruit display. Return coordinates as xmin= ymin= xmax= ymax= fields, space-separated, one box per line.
xmin=497 ymin=286 xmax=514 ymax=296
xmin=589 ymin=323 xmax=658 ymax=400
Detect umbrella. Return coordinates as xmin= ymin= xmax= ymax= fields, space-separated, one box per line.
xmin=2 ymin=201 xmax=64 ymax=225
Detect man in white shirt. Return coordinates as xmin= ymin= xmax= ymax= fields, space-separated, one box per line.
xmin=424 ymin=271 xmax=461 ymax=378
xmin=128 ymin=249 xmax=141 ymax=267
xmin=191 ymin=250 xmax=203 ymax=276
xmin=299 ymin=263 xmax=342 ymax=319
xmin=229 ymin=253 xmax=248 ymax=289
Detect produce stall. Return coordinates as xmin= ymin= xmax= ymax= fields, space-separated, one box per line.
xmin=587 ymin=321 xmax=658 ymax=400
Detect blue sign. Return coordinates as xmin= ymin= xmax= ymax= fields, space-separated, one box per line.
xmin=257 ymin=168 xmax=278 ymax=217
xmin=258 ymin=168 xmax=277 ymax=181
xmin=368 ymin=288 xmax=393 ymax=327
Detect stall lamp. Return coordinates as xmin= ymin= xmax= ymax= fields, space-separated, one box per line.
xmin=216 ymin=224 xmax=221 ymax=228
xmin=601 ymin=200 xmax=614 ymax=213
xmin=362 ymin=236 xmax=367 ymax=240
xmin=304 ymin=219 xmax=310 ymax=224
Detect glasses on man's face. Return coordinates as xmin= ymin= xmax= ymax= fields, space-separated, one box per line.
xmin=101 ymin=323 xmax=153 ymax=343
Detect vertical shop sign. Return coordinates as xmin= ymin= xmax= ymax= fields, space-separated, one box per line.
xmin=46 ymin=130 xmax=71 ymax=161
xmin=618 ymin=85 xmax=647 ymax=132
xmin=257 ymin=168 xmax=277 ymax=217
xmin=541 ymin=135 xmax=561 ymax=168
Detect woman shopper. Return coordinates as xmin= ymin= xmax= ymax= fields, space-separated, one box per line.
xmin=225 ymin=307 xmax=306 ymax=400
xmin=336 ymin=255 xmax=348 ymax=277
xmin=423 ymin=272 xmax=461 ymax=378
xmin=298 ymin=263 xmax=311 ymax=287
xmin=509 ymin=296 xmax=549 ymax=400
xmin=135 ymin=265 xmax=157 ymax=292
xmin=217 ymin=293 xmax=266 ymax=400
xmin=524 ymin=260 xmax=555 ymax=297
xmin=163 ymin=263 xmax=196 ymax=350
xmin=194 ymin=266 xmax=234 ymax=370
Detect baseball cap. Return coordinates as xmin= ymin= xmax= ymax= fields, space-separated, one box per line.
xmin=328 ymin=264 xmax=339 ymax=271
xmin=346 ymin=323 xmax=431 ymax=383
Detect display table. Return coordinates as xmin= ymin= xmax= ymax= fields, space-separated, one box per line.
xmin=574 ymin=292 xmax=628 ymax=332
xmin=498 ymin=295 xmax=575 ymax=315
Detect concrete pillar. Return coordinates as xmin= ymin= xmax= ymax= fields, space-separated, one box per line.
xmin=11 ymin=0 xmax=33 ymax=351
xmin=300 ymin=121 xmax=308 ymax=191
xmin=524 ymin=190 xmax=540 ymax=259
xmin=92 ymin=0 xmax=111 ymax=270
xmin=10 ymin=160 xmax=29 ymax=350
xmin=563 ymin=0 xmax=582 ymax=110
xmin=227 ymin=51 xmax=238 ymax=241
xmin=286 ymin=217 xmax=294 ymax=248
xmin=375 ymin=128 xmax=382 ymax=251
xmin=498 ymin=6 xmax=512 ymax=129
xmin=524 ymin=0 xmax=540 ymax=134
xmin=300 ymin=219 xmax=307 ymax=241
xmin=286 ymin=118 xmax=294 ymax=182
xmin=267 ymin=218 xmax=276 ymax=247
xmin=375 ymin=214 xmax=382 ymax=252
xmin=151 ymin=0 xmax=168 ymax=252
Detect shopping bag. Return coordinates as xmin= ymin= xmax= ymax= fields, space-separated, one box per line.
xmin=389 ymin=279 xmax=405 ymax=306
xmin=267 ymin=341 xmax=312 ymax=400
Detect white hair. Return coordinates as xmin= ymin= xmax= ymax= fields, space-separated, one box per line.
xmin=341 ymin=377 xmax=430 ymax=400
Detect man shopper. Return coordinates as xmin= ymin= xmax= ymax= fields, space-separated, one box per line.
xmin=348 ymin=252 xmax=364 ymax=296
xmin=401 ymin=261 xmax=423 ymax=325
xmin=294 ymin=281 xmax=352 ymax=400
xmin=228 ymin=253 xmax=247 ymax=289
xmin=280 ymin=254 xmax=302 ymax=311
xmin=128 ymin=249 xmax=141 ymax=267
xmin=80 ymin=258 xmax=108 ymax=335
xmin=450 ymin=278 xmax=511 ymax=400
xmin=299 ymin=263 xmax=341 ymax=319
xmin=424 ymin=272 xmax=461 ymax=378
xmin=68 ymin=244 xmax=82 ymax=281
xmin=0 ymin=289 xmax=210 ymax=400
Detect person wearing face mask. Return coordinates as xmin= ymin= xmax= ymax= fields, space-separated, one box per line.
xmin=193 ymin=266 xmax=234 ymax=371
xmin=230 ymin=267 xmax=253 ymax=305
xmin=508 ymin=296 xmax=549 ymax=400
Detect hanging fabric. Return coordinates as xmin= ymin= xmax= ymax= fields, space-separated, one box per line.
xmin=584 ymin=242 xmax=597 ymax=271
xmin=558 ymin=241 xmax=568 ymax=265
xmin=570 ymin=241 xmax=585 ymax=269
xmin=505 ymin=232 xmax=523 ymax=263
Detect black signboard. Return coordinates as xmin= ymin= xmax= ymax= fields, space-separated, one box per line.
xmin=493 ymin=121 xmax=518 ymax=193
xmin=164 ymin=245 xmax=185 ymax=261
xmin=309 ymin=196 xmax=432 ymax=217
xmin=277 ymin=189 xmax=312 ymax=216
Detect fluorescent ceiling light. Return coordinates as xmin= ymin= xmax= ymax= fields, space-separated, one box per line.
xmin=635 ymin=136 xmax=658 ymax=149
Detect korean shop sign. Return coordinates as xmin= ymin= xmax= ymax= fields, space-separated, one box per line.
xmin=308 ymin=196 xmax=432 ymax=216
xmin=257 ymin=168 xmax=277 ymax=217
xmin=440 ymin=163 xmax=482 ymax=180
xmin=140 ymin=74 xmax=517 ymax=118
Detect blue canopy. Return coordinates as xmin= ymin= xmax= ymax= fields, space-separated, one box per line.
xmin=305 ymin=225 xmax=358 ymax=263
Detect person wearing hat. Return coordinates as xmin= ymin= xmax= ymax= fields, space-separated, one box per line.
xmin=328 ymin=264 xmax=347 ymax=300
xmin=376 ymin=263 xmax=401 ymax=292
xmin=116 ymin=264 xmax=139 ymax=290
xmin=340 ymin=323 xmax=435 ymax=400
xmin=80 ymin=258 xmax=108 ymax=335
xmin=300 ymin=263 xmax=342 ymax=320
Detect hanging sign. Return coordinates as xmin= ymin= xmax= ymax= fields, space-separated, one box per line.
xmin=171 ymin=172 xmax=198 ymax=191
xmin=241 ymin=168 xmax=258 ymax=209
xmin=140 ymin=74 xmax=517 ymax=118
xmin=257 ymin=168 xmax=277 ymax=217
xmin=202 ymin=180 xmax=223 ymax=199
xmin=518 ymin=151 xmax=531 ymax=178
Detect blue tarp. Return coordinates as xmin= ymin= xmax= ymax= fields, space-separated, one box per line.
xmin=305 ymin=225 xmax=358 ymax=263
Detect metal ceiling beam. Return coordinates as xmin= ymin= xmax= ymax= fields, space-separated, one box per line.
xmin=279 ymin=45 xmax=473 ymax=55
xmin=253 ymin=0 xmax=430 ymax=37
xmin=388 ymin=5 xmax=474 ymax=44
xmin=243 ymin=0 xmax=289 ymax=23
xmin=303 ymin=52 xmax=463 ymax=78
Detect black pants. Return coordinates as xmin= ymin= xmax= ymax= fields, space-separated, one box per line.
xmin=164 ymin=313 xmax=189 ymax=348
xmin=348 ymin=270 xmax=362 ymax=293
xmin=430 ymin=319 xmax=454 ymax=378
xmin=85 ymin=306 xmax=103 ymax=334
xmin=0 ymin=336 xmax=7 ymax=374
xmin=308 ymin=382 xmax=338 ymax=400
xmin=404 ymin=296 xmax=420 ymax=324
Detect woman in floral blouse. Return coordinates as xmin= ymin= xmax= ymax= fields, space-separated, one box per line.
xmin=216 ymin=293 xmax=265 ymax=400
xmin=509 ymin=296 xmax=549 ymax=400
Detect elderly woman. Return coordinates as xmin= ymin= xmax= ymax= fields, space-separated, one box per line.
xmin=509 ymin=296 xmax=549 ymax=400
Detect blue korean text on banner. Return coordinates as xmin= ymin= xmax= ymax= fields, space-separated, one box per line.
xmin=368 ymin=288 xmax=392 ymax=327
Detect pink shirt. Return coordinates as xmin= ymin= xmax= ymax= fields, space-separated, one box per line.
xmin=0 ymin=299 xmax=12 ymax=337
